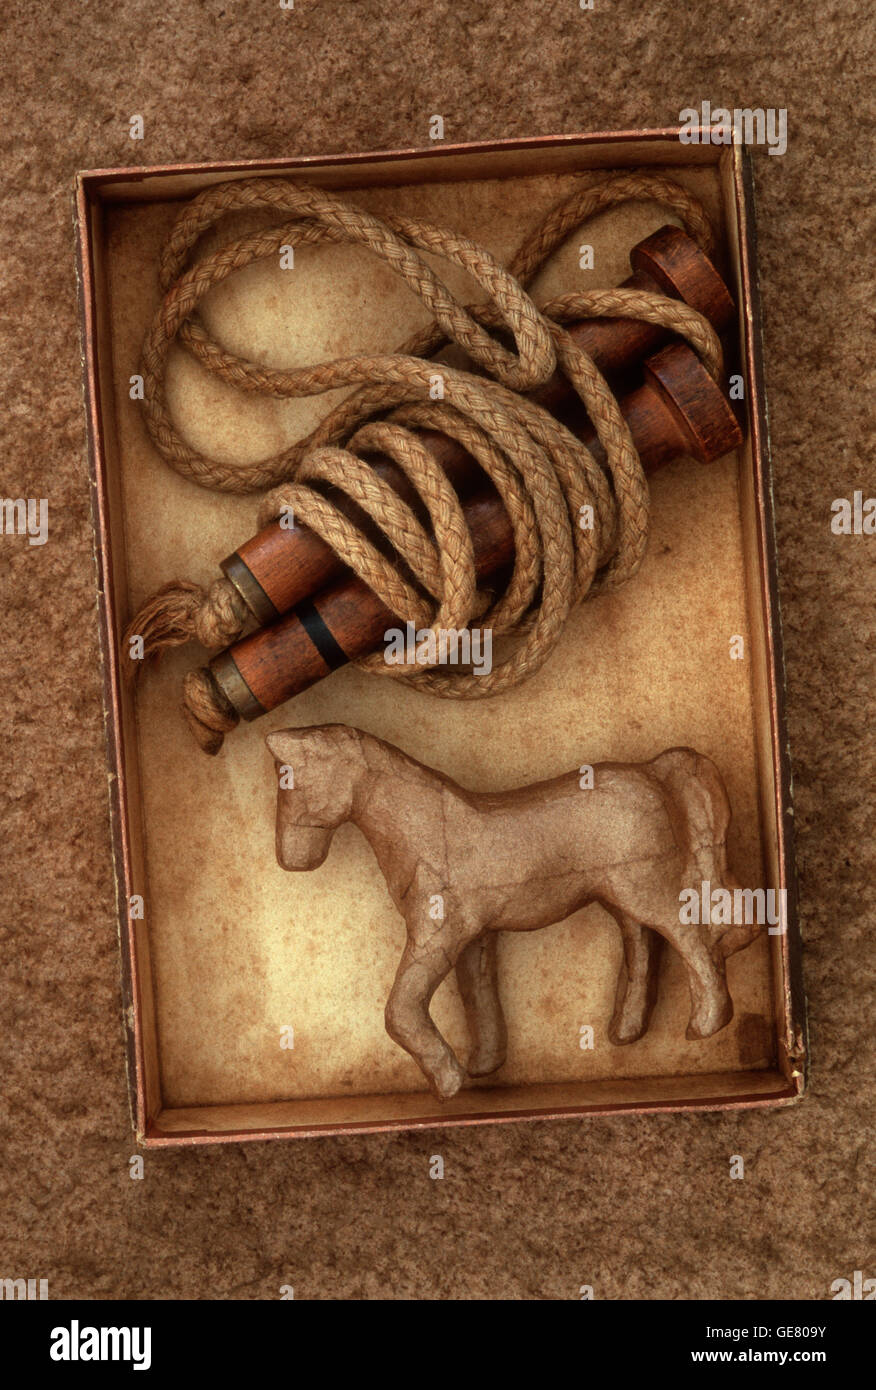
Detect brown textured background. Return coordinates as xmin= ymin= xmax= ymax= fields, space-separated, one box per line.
xmin=0 ymin=0 xmax=873 ymax=1300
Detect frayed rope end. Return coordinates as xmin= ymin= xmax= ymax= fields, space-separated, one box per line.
xmin=123 ymin=579 xmax=249 ymax=685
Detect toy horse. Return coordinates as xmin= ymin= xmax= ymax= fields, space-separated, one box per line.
xmin=267 ymin=725 xmax=757 ymax=1100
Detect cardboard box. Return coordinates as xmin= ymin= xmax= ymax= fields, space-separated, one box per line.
xmin=74 ymin=129 xmax=806 ymax=1146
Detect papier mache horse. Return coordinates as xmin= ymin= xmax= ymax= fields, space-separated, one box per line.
xmin=267 ymin=725 xmax=758 ymax=1100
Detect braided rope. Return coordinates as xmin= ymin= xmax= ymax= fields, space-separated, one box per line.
xmin=129 ymin=171 xmax=721 ymax=750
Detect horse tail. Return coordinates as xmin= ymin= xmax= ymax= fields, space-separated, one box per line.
xmin=649 ymin=747 xmax=732 ymax=884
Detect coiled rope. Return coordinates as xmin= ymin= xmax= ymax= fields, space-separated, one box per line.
xmin=128 ymin=172 xmax=721 ymax=752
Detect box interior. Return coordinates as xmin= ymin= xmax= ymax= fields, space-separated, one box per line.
xmin=79 ymin=135 xmax=801 ymax=1143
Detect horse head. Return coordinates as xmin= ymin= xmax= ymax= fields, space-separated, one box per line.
xmin=266 ymin=725 xmax=364 ymax=871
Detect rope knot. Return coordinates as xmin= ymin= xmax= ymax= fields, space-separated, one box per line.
xmin=123 ymin=577 xmax=248 ymax=675
xmin=193 ymin=578 xmax=248 ymax=649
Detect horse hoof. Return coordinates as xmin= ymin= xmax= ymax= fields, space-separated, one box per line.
xmin=467 ymin=1048 xmax=506 ymax=1078
xmin=431 ymin=1055 xmax=467 ymax=1101
xmin=686 ymin=996 xmax=733 ymax=1040
xmin=608 ymin=1018 xmax=647 ymax=1046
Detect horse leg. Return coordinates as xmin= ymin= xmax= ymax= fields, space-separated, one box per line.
xmin=605 ymin=910 xmax=663 ymax=1045
xmin=385 ymin=940 xmax=468 ymax=1101
xmin=651 ymin=913 xmax=733 ymax=1039
xmin=456 ymin=932 xmax=507 ymax=1077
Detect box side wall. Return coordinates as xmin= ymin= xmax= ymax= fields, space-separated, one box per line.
xmin=79 ymin=129 xmax=723 ymax=202
xmin=725 ymin=147 xmax=806 ymax=1090
xmin=75 ymin=180 xmax=164 ymax=1134
xmin=145 ymin=1066 xmax=798 ymax=1147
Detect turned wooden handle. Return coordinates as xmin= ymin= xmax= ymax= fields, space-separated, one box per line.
xmin=210 ymin=342 xmax=742 ymax=719
xmin=221 ymin=224 xmax=736 ymax=624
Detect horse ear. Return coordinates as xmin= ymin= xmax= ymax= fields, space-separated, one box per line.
xmin=266 ymin=731 xmax=296 ymax=764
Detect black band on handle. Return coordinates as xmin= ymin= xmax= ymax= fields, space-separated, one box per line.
xmin=295 ymin=598 xmax=350 ymax=671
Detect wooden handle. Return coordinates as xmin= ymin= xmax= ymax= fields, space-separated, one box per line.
xmin=221 ymin=224 xmax=735 ymax=624
xmin=210 ymin=343 xmax=742 ymax=719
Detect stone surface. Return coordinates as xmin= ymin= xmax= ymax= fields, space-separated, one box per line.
xmin=0 ymin=0 xmax=872 ymax=1300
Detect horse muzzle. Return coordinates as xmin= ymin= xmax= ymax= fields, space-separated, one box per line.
xmin=276 ymin=822 xmax=333 ymax=871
